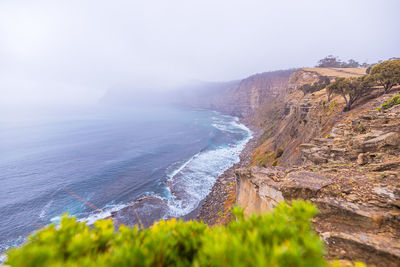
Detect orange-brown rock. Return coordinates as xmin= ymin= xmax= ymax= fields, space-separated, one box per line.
xmin=231 ymin=68 xmax=400 ymax=266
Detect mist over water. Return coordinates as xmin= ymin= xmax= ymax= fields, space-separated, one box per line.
xmin=1 ymin=0 xmax=398 ymax=107
xmin=0 ymin=105 xmax=251 ymax=254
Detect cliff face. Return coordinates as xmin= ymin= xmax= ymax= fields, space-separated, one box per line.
xmin=250 ymin=68 xmax=368 ymax=167
xmin=233 ymin=68 xmax=400 ymax=266
xmin=176 ymin=70 xmax=295 ymax=119
xmin=225 ymin=70 xmax=293 ymax=118
xmin=99 ymin=70 xmax=294 ymax=120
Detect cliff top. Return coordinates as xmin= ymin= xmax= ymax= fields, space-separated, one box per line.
xmin=302 ymin=67 xmax=367 ymax=78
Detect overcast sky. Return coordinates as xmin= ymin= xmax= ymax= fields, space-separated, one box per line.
xmin=0 ymin=0 xmax=399 ymax=105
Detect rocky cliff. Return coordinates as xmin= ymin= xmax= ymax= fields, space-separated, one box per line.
xmin=175 ymin=69 xmax=295 ymax=119
xmin=99 ymin=69 xmax=294 ymax=120
xmin=249 ymin=67 xmax=368 ymax=167
xmin=232 ymin=68 xmax=400 ymax=266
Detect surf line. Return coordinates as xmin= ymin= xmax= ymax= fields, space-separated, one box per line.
xmin=65 ymin=188 xmax=121 ymax=225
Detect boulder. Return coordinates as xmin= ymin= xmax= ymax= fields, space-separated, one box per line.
xmin=281 ymin=171 xmax=332 ymax=199
xmin=330 ymin=127 xmax=344 ymax=138
xmin=362 ymin=132 xmax=399 ymax=152
xmin=357 ymin=153 xmax=368 ymax=165
xmin=369 ymin=160 xmax=400 ymax=171
xmin=307 ymin=153 xmax=328 ymax=164
xmin=321 ymin=232 xmax=400 ymax=267
xmin=299 ymin=143 xmax=316 ymax=149
xmin=313 ymin=138 xmax=333 ymax=146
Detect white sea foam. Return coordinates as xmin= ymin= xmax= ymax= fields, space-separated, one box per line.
xmin=39 ymin=200 xmax=53 ymax=219
xmin=0 ymin=235 xmax=26 ymax=264
xmin=211 ymin=122 xmax=228 ymax=132
xmin=0 ymin=253 xmax=6 ymax=265
xmin=52 ymin=113 xmax=252 ymax=227
xmin=76 ymin=203 xmax=130 ymax=225
xmin=166 ymin=152 xmax=201 ymax=181
xmin=50 ymin=194 xmax=161 ymax=226
xmin=50 ymin=216 xmax=61 ymax=223
xmin=50 ymin=204 xmax=129 ymax=225
xmin=165 ymin=115 xmax=252 ymax=217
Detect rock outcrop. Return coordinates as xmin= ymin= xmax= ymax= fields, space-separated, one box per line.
xmin=235 ymin=164 xmax=400 ymax=266
xmin=300 ymin=94 xmax=400 ymax=166
xmin=235 ymin=87 xmax=400 ymax=266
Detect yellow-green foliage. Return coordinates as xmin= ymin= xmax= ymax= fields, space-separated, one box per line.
xmin=370 ymin=59 xmax=400 ymax=93
xmin=377 ymin=94 xmax=400 ymax=112
xmin=6 ymin=201 xmax=336 ymax=267
xmin=328 ymin=101 xmax=339 ymax=111
xmin=253 ymin=150 xmax=276 ymax=167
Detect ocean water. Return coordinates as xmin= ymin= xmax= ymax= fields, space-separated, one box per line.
xmin=0 ymin=105 xmax=251 ymax=256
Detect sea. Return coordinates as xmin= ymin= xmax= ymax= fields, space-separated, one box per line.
xmin=0 ymin=105 xmax=251 ymax=259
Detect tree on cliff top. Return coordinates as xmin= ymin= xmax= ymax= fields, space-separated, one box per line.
xmin=344 ymin=59 xmax=361 ymax=68
xmin=316 ymin=55 xmax=343 ymax=68
xmin=316 ymin=55 xmax=364 ymax=68
xmin=316 ymin=56 xmax=368 ymax=68
xmin=369 ymin=59 xmax=400 ymax=93
xmin=327 ymin=76 xmax=373 ymax=111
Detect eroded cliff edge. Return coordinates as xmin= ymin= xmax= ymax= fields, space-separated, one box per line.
xmin=197 ymin=67 xmax=400 ymax=266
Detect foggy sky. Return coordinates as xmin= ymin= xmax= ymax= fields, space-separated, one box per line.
xmin=1 ymin=0 xmax=399 ymax=105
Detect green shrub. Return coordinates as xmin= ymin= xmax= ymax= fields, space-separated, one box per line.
xmin=327 ymin=76 xmax=374 ymax=111
xmin=370 ymin=59 xmax=400 ymax=93
xmin=5 ymin=201 xmax=336 ymax=267
xmin=378 ymin=94 xmax=400 ymax=111
xmin=359 ymin=124 xmax=365 ymax=132
xmin=328 ymin=101 xmax=339 ymax=111
xmin=299 ymin=76 xmax=330 ymax=94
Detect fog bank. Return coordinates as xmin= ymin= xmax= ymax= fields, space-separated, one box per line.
xmin=0 ymin=0 xmax=399 ymax=106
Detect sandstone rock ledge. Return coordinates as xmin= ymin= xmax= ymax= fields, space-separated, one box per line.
xmin=235 ymin=93 xmax=400 ymax=266
xmin=235 ymin=166 xmax=400 ymax=267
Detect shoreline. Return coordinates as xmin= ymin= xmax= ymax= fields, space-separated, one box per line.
xmin=191 ymin=121 xmax=262 ymax=224
xmin=110 ymin=113 xmax=258 ymax=227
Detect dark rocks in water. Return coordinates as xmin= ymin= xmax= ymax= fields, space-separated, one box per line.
xmin=111 ymin=196 xmax=169 ymax=228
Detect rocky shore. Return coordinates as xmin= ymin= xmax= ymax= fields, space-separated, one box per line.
xmin=194 ymin=125 xmax=263 ymax=225
xmin=111 ymin=121 xmax=262 ymax=227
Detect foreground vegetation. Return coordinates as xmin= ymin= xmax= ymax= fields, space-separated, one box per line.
xmin=5 ymin=201 xmax=364 ymax=267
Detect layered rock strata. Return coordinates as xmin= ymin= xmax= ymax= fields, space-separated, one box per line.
xmin=235 ymin=92 xmax=400 ymax=266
